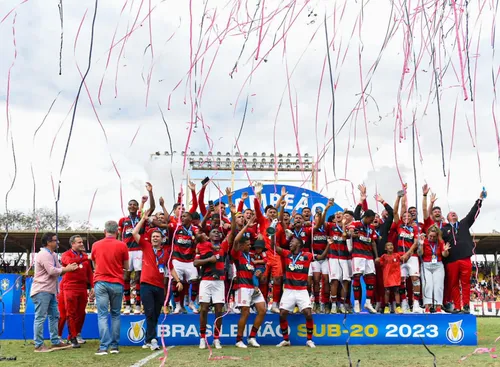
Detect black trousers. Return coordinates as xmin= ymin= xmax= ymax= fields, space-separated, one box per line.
xmin=141 ymin=282 xmax=165 ymax=343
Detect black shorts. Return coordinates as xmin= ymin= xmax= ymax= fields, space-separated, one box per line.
xmin=385 ymin=286 xmax=398 ymax=293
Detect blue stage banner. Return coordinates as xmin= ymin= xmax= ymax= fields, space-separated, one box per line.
xmin=0 ymin=274 xmax=22 ymax=313
xmin=1 ymin=313 xmax=475 ymax=346
xmin=214 ymin=184 xmax=344 ymax=219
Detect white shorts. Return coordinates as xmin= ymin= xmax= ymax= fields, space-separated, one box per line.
xmin=235 ymin=287 xmax=266 ymax=307
xmin=128 ymin=250 xmax=143 ymax=271
xmin=279 ymin=289 xmax=312 ymax=312
xmin=352 ymin=257 xmax=376 ymax=275
xmin=328 ymin=258 xmax=352 ymax=281
xmin=172 ymin=259 xmax=199 ymax=282
xmin=401 ymin=256 xmax=420 ymax=277
xmin=310 ymin=260 xmax=329 ymax=275
xmin=199 ymin=280 xmax=225 ymax=304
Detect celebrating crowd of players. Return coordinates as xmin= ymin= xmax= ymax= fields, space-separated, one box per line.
xmin=31 ymin=180 xmax=485 ymax=353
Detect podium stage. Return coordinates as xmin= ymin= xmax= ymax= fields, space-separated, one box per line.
xmin=1 ymin=313 xmax=476 ymax=346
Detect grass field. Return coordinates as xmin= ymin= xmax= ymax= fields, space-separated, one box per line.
xmin=2 ymin=318 xmax=499 ymax=367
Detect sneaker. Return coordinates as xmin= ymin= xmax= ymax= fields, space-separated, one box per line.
xmin=401 ymin=299 xmax=410 ymax=313
xmin=412 ymin=303 xmax=424 ymax=314
xmin=306 ymin=340 xmax=316 ymax=348
xmin=248 ymin=338 xmax=260 ymax=348
xmin=123 ymin=305 xmax=131 ymax=314
xmin=213 ymin=339 xmax=222 ymax=349
xmin=271 ymin=303 xmax=280 ymax=314
xmin=109 ymin=348 xmax=119 ymax=354
xmin=383 ymin=306 xmax=390 ymax=314
xmin=276 ymin=340 xmax=291 ymax=347
xmin=34 ymin=345 xmax=52 ymax=353
xmin=330 ymin=304 xmax=337 ymax=314
xmin=173 ymin=304 xmax=182 ymax=314
xmin=150 ymin=339 xmax=160 ymax=351
xmin=70 ymin=338 xmax=81 ymax=349
xmin=293 ymin=306 xmax=300 ymax=314
xmin=95 ymin=349 xmax=108 ymax=356
xmin=134 ymin=305 xmax=142 ymax=315
xmin=462 ymin=305 xmax=470 ymax=314
xmin=142 ymin=343 xmax=152 ymax=349
xmin=162 ymin=305 xmax=170 ymax=314
xmin=395 ymin=306 xmax=403 ymax=314
xmin=50 ymin=342 xmax=72 ymax=351
xmin=188 ymin=302 xmax=199 ymax=314
xmin=435 ymin=306 xmax=447 ymax=314
xmin=364 ymin=301 xmax=377 ymax=314
xmin=235 ymin=341 xmax=247 ymax=348
xmin=338 ymin=304 xmax=346 ymax=314
xmin=353 ymin=301 xmax=361 ymax=313
xmin=444 ymin=302 xmax=454 ymax=313
xmin=199 ymin=338 xmax=207 ymax=349
xmin=76 ymin=334 xmax=86 ymax=344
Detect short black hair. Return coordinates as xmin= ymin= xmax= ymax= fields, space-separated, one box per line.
xmin=327 ymin=215 xmax=335 ymax=222
xmin=264 ymin=205 xmax=276 ymax=213
xmin=41 ymin=232 xmax=56 ymax=247
xmin=302 ymin=207 xmax=311 ymax=211
xmin=128 ymin=199 xmax=139 ymax=206
xmin=432 ymin=206 xmax=441 ymax=212
xmin=191 ymin=212 xmax=200 ymax=221
xmin=211 ymin=213 xmax=221 ymax=219
xmin=363 ymin=209 xmax=376 ymax=218
xmin=408 ymin=206 xmax=417 ymax=211
xmin=182 ymin=211 xmax=193 ymax=219
xmin=344 ymin=210 xmax=354 ymax=217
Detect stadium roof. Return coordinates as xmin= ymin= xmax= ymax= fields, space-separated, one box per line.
xmin=0 ymin=230 xmax=499 ymax=255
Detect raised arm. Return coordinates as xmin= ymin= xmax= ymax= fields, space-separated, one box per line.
xmin=354 ymin=184 xmax=367 ymax=220
xmin=188 ymin=181 xmax=198 ymax=213
xmin=159 ymin=197 xmax=170 ymax=223
xmin=276 ymin=186 xmax=288 ymax=211
xmin=146 ymin=182 xmax=156 ymax=216
xmin=199 ymin=181 xmax=208 ymax=217
xmin=401 ymin=183 xmax=408 ymax=214
xmin=237 ymin=191 xmax=248 ymax=213
xmin=393 ymin=190 xmax=403 ymax=223
xmin=422 ymin=184 xmax=430 ymax=220
xmin=463 ymin=191 xmax=485 ymax=227
xmin=132 ymin=211 xmax=149 ymax=243
xmin=233 ymin=217 xmax=255 ymax=250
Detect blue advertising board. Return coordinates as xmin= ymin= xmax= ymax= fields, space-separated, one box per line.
xmin=0 ymin=274 xmax=22 ymax=313
xmin=214 ymin=184 xmax=344 ymax=219
xmin=1 ymin=313 xmax=476 ymax=346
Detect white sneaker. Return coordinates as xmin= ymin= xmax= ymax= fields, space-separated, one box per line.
xmin=248 ymin=338 xmax=260 ymax=348
xmin=231 ymin=305 xmax=241 ymax=314
xmin=412 ymin=303 xmax=424 ymax=314
xmin=339 ymin=304 xmax=346 ymax=314
xmin=271 ymin=303 xmax=280 ymax=314
xmin=213 ymin=339 xmax=222 ymax=349
xmin=330 ymin=304 xmax=337 ymax=314
xmin=276 ymin=340 xmax=291 ymax=347
xmin=123 ymin=305 xmax=131 ymax=314
xmin=402 ymin=299 xmax=410 ymax=313
xmin=306 ymin=340 xmax=316 ymax=348
xmin=173 ymin=304 xmax=182 ymax=314
xmin=188 ymin=302 xmax=199 ymax=314
xmin=134 ymin=305 xmax=142 ymax=315
xmin=76 ymin=334 xmax=86 ymax=344
xmin=235 ymin=341 xmax=247 ymax=349
xmin=353 ymin=300 xmax=361 ymax=313
xmin=142 ymin=343 xmax=152 ymax=349
xmin=150 ymin=339 xmax=160 ymax=351
xmin=199 ymin=338 xmax=206 ymax=349
xmin=364 ymin=301 xmax=377 ymax=314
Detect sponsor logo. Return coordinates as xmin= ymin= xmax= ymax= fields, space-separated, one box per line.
xmin=446 ymin=320 xmax=464 ymax=344
xmin=127 ymin=320 xmax=145 ymax=343
xmin=1 ymin=279 xmax=9 ymax=291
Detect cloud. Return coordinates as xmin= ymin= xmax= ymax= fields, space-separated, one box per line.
xmin=0 ymin=0 xmax=498 ymax=233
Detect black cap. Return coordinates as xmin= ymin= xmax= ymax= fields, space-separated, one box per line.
xmin=254 ymin=240 xmax=265 ymax=249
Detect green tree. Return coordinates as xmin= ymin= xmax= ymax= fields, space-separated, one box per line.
xmin=0 ymin=208 xmax=90 ymax=231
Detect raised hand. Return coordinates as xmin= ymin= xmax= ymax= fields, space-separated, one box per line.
xmin=241 ymin=192 xmax=249 ymax=200
xmin=358 ymin=184 xmax=367 ymax=200
xmin=159 ymin=197 xmax=165 ymax=206
xmin=225 ymin=187 xmax=233 ymax=197
xmin=229 ymin=203 xmax=237 ymax=214
xmin=430 ymin=193 xmax=438 ymax=204
xmin=141 ymin=195 xmax=148 ymax=204
xmin=254 ymin=182 xmax=263 ymax=194
xmin=422 ymin=184 xmax=430 ymax=195
xmin=146 ymin=182 xmax=153 ymax=192
xmin=444 ymin=243 xmax=451 ymax=252
xmin=187 ymin=181 xmax=196 ymax=191
xmin=327 ymin=198 xmax=334 ymax=207
xmin=281 ymin=186 xmax=288 ymax=196
xmin=374 ymin=193 xmax=384 ymax=203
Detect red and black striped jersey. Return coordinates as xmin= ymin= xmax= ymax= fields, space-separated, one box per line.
xmin=396 ymin=220 xmax=418 ymax=257
xmin=286 ymin=226 xmax=312 ymax=248
xmin=348 ymin=221 xmax=378 ymax=259
xmin=250 ymin=250 xmax=267 ymax=268
xmin=231 ymin=248 xmax=254 ymax=289
xmin=328 ymin=223 xmax=350 ymax=260
xmin=118 ymin=213 xmax=143 ymax=251
xmin=195 ymin=240 xmax=229 ymax=281
xmin=311 ymin=226 xmax=329 ymax=256
xmin=280 ymin=249 xmax=313 ymax=290
xmin=168 ymin=223 xmax=199 ymax=262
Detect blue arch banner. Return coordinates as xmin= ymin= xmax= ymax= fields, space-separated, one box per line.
xmin=215 ymin=184 xmax=344 ymax=218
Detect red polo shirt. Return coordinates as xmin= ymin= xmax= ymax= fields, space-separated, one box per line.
xmin=61 ymin=250 xmax=93 ymax=291
xmin=91 ymin=237 xmax=129 ymax=285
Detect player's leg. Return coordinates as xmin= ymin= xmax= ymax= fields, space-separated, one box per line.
xmin=312 ymin=268 xmax=322 ymax=313
xmin=302 ymin=307 xmax=315 ymax=348
xmin=270 ymin=257 xmax=283 ymax=313
xmin=320 ymin=261 xmax=330 ymax=313
xmin=187 ymin=262 xmax=200 ymax=313
xmin=133 ymin=265 xmax=142 ymax=314
xmin=236 ymin=305 xmax=250 ymax=348
xmin=351 ymin=258 xmax=363 ymax=313
xmin=123 ymin=268 xmax=132 ymax=314
xmin=384 ymin=288 xmax=391 ymax=313
xmin=399 ymin=262 xmax=409 ymax=312
xmin=248 ymin=301 xmax=266 ymax=348
xmin=171 ymin=260 xmax=186 ymax=313
xmin=410 ymin=275 xmax=423 ymax=313
xmin=458 ymin=258 xmax=472 ymax=313
xmin=277 ymin=289 xmax=293 ymax=347
xmin=363 ymin=268 xmax=377 ymax=314
xmin=213 ymin=302 xmax=224 ymax=349
xmin=277 ymin=309 xmax=291 ymax=347
xmin=394 ymin=287 xmax=401 ymax=312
